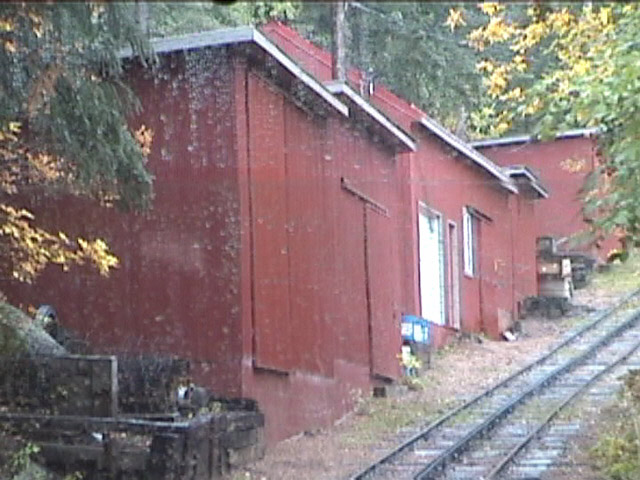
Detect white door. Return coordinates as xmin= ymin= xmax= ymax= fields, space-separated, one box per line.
xmin=418 ymin=203 xmax=445 ymax=325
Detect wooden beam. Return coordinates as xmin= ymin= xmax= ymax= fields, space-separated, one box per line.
xmin=341 ymin=177 xmax=389 ymax=217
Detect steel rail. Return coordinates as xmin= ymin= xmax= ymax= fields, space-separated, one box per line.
xmin=413 ymin=310 xmax=640 ymax=479
xmin=349 ymin=287 xmax=640 ymax=480
xmin=485 ymin=334 xmax=640 ymax=479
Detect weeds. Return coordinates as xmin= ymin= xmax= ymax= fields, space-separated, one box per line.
xmin=8 ymin=442 xmax=41 ymax=476
xmin=591 ymin=369 xmax=640 ymax=479
xmin=1 ymin=440 xmax=84 ymax=480
xmin=587 ymin=252 xmax=640 ymax=479
xmin=340 ymin=396 xmax=441 ymax=446
xmin=591 ymin=251 xmax=640 ymax=295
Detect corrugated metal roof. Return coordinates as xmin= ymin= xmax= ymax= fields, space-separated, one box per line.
xmin=119 ymin=27 xmax=349 ymax=117
xmin=470 ymin=127 xmax=600 ymax=148
xmin=324 ymin=81 xmax=417 ymax=152
xmin=417 ymin=117 xmax=518 ymax=194
xmin=503 ymin=165 xmax=549 ymax=199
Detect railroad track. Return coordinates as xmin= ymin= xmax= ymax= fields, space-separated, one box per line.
xmin=350 ymin=288 xmax=640 ymax=480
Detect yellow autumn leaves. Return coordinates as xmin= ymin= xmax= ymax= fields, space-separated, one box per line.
xmin=445 ymin=2 xmax=624 ymax=137
xmin=0 ymin=122 xmax=67 ymax=195
xmin=134 ymin=125 xmax=154 ymax=158
xmin=0 ymin=120 xmax=153 ymax=282
xmin=0 ymin=205 xmax=118 ymax=283
xmin=444 ymin=8 xmax=465 ymax=32
xmin=1 ymin=8 xmax=44 ymax=53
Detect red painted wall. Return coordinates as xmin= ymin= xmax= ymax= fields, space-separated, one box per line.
xmin=0 ymin=50 xmax=246 ymax=396
xmin=262 ymin=21 xmax=539 ymax=344
xmin=233 ymin=63 xmax=407 ymax=443
xmin=2 ymin=45 xmax=409 ymax=445
xmin=476 ymin=137 xmax=618 ymax=260
xmin=510 ymin=192 xmax=539 ymax=315
xmin=403 ymin=131 xmax=519 ymax=343
xmin=0 ymin=24 xmax=546 ymax=447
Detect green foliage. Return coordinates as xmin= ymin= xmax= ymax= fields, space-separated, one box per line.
xmin=591 ymin=252 xmax=640 ymax=298
xmin=148 ymin=2 xmax=300 ymax=37
xmin=592 ymin=433 xmax=640 ymax=480
xmin=399 ymin=348 xmax=422 ymax=375
xmin=8 ymin=442 xmax=40 ymax=476
xmin=149 ymin=2 xmax=492 ymax=128
xmin=459 ymin=3 xmax=640 ymax=244
xmin=570 ymin=7 xmax=640 ymax=243
xmin=0 ymin=319 xmax=25 ymax=355
xmin=62 ymin=471 xmax=84 ymax=480
xmin=0 ymin=2 xmax=153 ymax=209
xmin=591 ymin=369 xmax=640 ymax=480
xmin=291 ymin=2 xmax=488 ymax=128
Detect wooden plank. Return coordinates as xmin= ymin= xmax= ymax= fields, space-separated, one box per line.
xmin=248 ymin=72 xmax=292 ymax=372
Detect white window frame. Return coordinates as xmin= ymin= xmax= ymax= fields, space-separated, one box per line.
xmin=447 ymin=220 xmax=461 ymax=329
xmin=463 ymin=206 xmax=477 ymax=278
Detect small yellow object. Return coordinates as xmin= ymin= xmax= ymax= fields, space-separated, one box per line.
xmin=478 ymin=2 xmax=504 ymax=17
xmin=445 ymin=8 xmax=466 ymax=32
xmin=0 ymin=19 xmax=13 ymax=32
xmin=3 ymin=39 xmax=16 ymax=53
xmin=599 ymin=7 xmax=612 ymax=26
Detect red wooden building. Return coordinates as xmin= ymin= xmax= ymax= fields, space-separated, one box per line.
xmin=471 ymin=130 xmax=618 ymax=261
xmin=2 ymin=27 xmax=417 ymax=444
xmin=1 ymin=25 xmax=549 ymax=444
xmin=261 ymin=22 xmax=547 ymax=345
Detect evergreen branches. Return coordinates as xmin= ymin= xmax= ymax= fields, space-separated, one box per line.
xmin=0 ymin=2 xmax=153 ymax=282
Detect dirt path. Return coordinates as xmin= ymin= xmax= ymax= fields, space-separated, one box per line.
xmin=234 ymin=278 xmax=634 ymax=480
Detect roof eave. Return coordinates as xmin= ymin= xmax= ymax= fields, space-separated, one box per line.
xmin=470 ymin=127 xmax=601 ymax=149
xmin=119 ymin=27 xmax=349 ymax=118
xmin=504 ymin=166 xmax=549 ymax=198
xmin=416 ymin=117 xmax=518 ymax=194
xmin=253 ymin=30 xmax=348 ymax=117
xmin=324 ymin=81 xmax=417 ymax=152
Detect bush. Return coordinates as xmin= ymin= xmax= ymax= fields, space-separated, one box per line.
xmin=591 ymin=370 xmax=640 ymax=479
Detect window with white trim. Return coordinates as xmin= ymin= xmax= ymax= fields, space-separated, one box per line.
xmin=463 ymin=206 xmax=478 ymax=277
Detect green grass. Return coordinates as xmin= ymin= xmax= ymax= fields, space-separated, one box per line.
xmin=339 ymin=395 xmax=458 ymax=447
xmin=446 ymin=406 xmax=485 ymax=426
xmin=590 ymin=397 xmax=640 ymax=480
xmin=591 ymin=251 xmax=640 ymax=295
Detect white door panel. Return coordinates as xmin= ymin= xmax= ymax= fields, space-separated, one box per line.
xmin=418 ymin=204 xmax=445 ymax=325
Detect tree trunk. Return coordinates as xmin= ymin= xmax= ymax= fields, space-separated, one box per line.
xmin=0 ymin=303 xmax=66 ymax=356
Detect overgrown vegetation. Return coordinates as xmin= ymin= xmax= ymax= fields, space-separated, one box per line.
xmin=0 ymin=440 xmax=84 ymax=480
xmin=571 ymin=251 xmax=640 ymax=479
xmin=449 ymin=3 xmax=640 ymax=249
xmin=340 ymin=391 xmax=457 ymax=447
xmin=591 ymin=369 xmax=640 ymax=480
xmin=591 ymin=250 xmax=640 ymax=295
